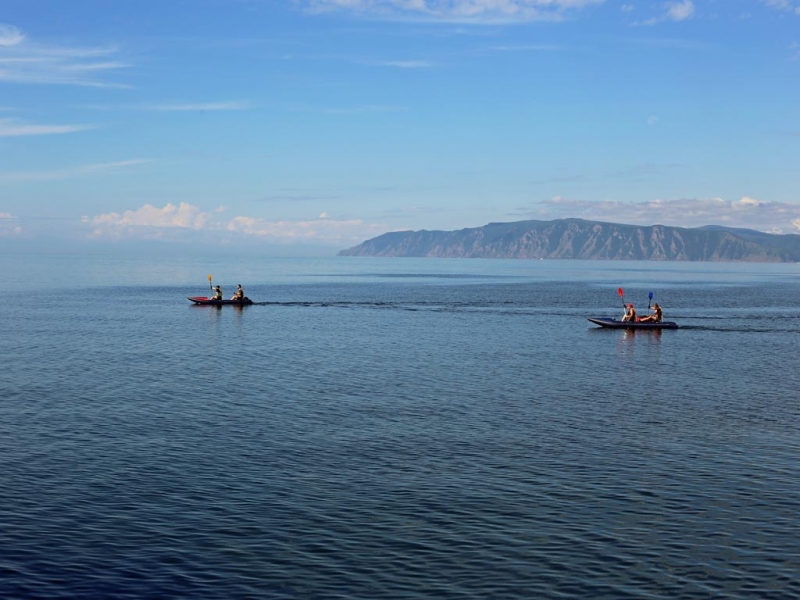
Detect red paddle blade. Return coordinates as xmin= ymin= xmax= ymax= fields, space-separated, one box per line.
xmin=617 ymin=287 xmax=624 ymax=297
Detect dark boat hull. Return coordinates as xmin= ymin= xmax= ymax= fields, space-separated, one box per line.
xmin=588 ymin=317 xmax=678 ymax=329
xmin=188 ymin=296 xmax=253 ymax=306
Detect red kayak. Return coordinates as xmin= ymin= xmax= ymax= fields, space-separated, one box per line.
xmin=588 ymin=317 xmax=678 ymax=329
xmin=188 ymin=296 xmax=253 ymax=306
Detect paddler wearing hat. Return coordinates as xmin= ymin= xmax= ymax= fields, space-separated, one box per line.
xmin=621 ymin=302 xmax=636 ymax=322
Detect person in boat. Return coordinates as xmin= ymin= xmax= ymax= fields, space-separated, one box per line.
xmin=212 ymin=285 xmax=223 ymax=301
xmin=231 ymin=284 xmax=244 ymax=301
xmin=639 ymin=303 xmax=663 ymax=323
xmin=621 ymin=303 xmax=636 ymax=322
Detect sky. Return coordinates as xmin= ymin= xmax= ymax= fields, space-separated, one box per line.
xmin=1 ymin=0 xmax=799 ymax=251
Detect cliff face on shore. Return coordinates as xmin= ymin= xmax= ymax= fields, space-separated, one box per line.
xmin=338 ymin=219 xmax=800 ymax=262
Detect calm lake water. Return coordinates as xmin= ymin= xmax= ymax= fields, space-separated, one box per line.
xmin=2 ymin=252 xmax=799 ymax=599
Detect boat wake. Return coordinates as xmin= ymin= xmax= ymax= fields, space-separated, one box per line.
xmin=680 ymin=325 xmax=800 ymax=333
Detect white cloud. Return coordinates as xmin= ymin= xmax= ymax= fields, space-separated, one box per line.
xmin=84 ymin=202 xmax=212 ymax=233
xmin=303 ymin=0 xmax=606 ymax=23
xmin=0 ymin=24 xmax=129 ymax=87
xmin=83 ymin=202 xmax=386 ymax=244
xmin=647 ymin=115 xmax=659 ymax=125
xmin=0 ymin=118 xmax=95 ymax=137
xmin=737 ymin=196 xmax=761 ymax=207
xmin=620 ymin=4 xmax=634 ymax=12
xmin=0 ymin=24 xmax=24 ymax=46
xmin=760 ymin=0 xmax=800 ymax=15
xmin=524 ymin=195 xmax=800 ymax=233
xmin=0 ymin=159 xmax=151 ymax=183
xmin=226 ymin=215 xmax=376 ymax=241
xmin=666 ymin=0 xmax=695 ymax=21
xmin=634 ymin=0 xmax=695 ymax=25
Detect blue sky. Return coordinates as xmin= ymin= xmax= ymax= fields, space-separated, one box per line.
xmin=1 ymin=0 xmax=799 ymax=250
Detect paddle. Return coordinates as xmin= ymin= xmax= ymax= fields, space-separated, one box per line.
xmin=208 ymin=274 xmax=213 ymax=291
xmin=618 ymin=287 xmax=625 ymax=308
xmin=648 ymin=291 xmax=654 ymax=310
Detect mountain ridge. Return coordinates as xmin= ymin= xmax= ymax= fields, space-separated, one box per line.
xmin=338 ymin=219 xmax=800 ymax=262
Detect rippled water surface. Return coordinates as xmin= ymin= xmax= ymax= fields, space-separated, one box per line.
xmin=2 ymin=253 xmax=799 ymax=599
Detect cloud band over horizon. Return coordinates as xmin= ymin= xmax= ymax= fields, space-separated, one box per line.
xmin=81 ymin=202 xmax=386 ymax=244
xmin=524 ymin=196 xmax=800 ymax=234
xmin=303 ymin=0 xmax=606 ymax=23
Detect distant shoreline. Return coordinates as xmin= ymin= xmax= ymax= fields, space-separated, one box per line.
xmin=339 ymin=218 xmax=800 ymax=262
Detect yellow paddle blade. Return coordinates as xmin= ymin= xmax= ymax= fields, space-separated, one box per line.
xmin=207 ymin=274 xmax=212 ymax=281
